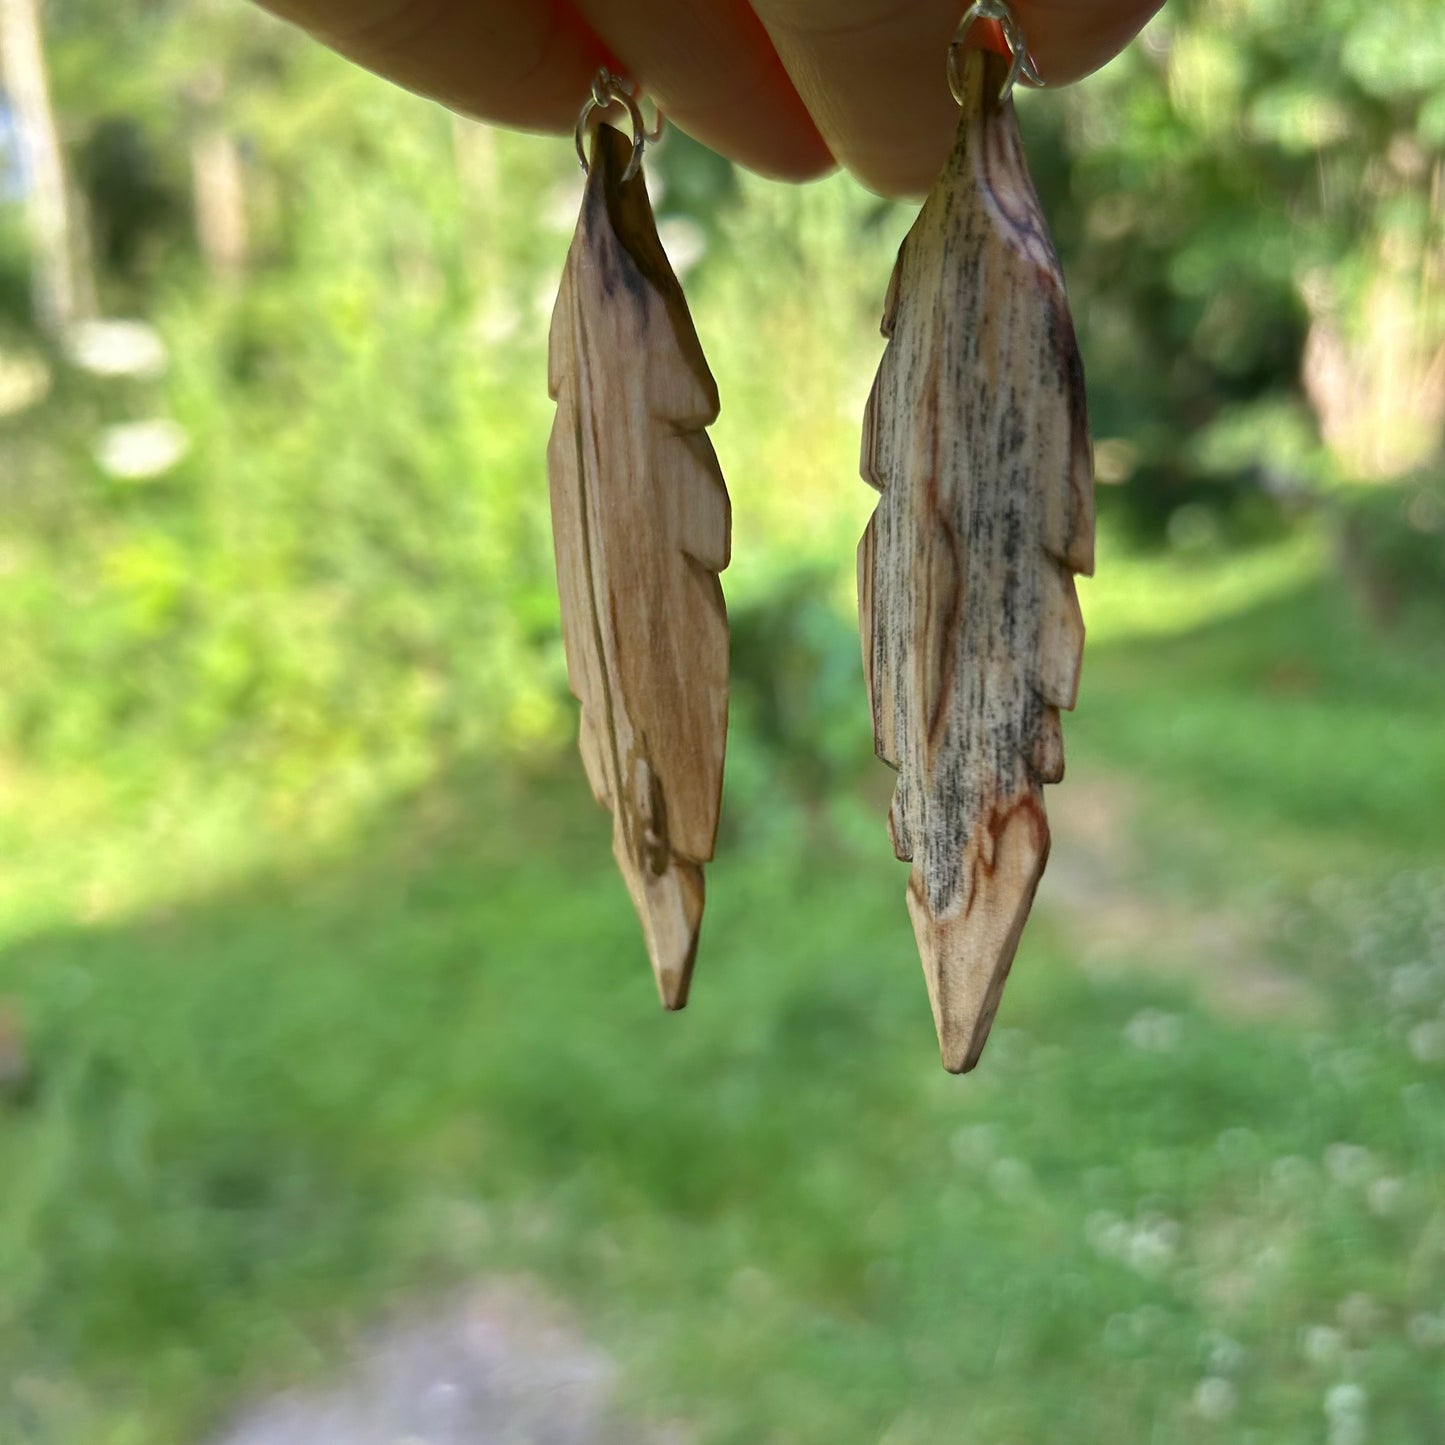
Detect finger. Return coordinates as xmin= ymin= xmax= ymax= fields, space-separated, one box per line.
xmin=572 ymin=0 xmax=833 ymax=180
xmin=749 ymin=0 xmax=1164 ymax=197
xmin=1017 ymin=0 xmax=1165 ymax=85
xmin=255 ymin=0 xmax=833 ymax=182
xmin=254 ymin=0 xmax=606 ymax=133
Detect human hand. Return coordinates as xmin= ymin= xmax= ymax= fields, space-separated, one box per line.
xmin=254 ymin=0 xmax=1164 ymax=196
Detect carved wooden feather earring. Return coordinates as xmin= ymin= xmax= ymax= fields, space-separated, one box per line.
xmin=548 ymin=69 xmax=731 ymax=1009
xmin=858 ymin=1 xmax=1095 ymax=1073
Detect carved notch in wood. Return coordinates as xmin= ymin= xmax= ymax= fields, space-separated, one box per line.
xmin=858 ymin=50 xmax=1095 ymax=1072
xmin=547 ymin=124 xmax=731 ymax=1009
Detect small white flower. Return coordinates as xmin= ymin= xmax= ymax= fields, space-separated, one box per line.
xmin=1302 ymin=1324 xmax=1345 ymax=1367
xmin=1325 ymin=1383 xmax=1367 ymax=1445
xmin=1387 ymin=961 xmax=1439 ymax=1010
xmin=1252 ymin=1241 xmax=1287 ymax=1275
xmin=1205 ymin=1333 xmax=1246 ymax=1375
xmin=951 ymin=1123 xmax=997 ymax=1166
xmin=1324 ymin=1143 xmax=1374 ymax=1187
xmin=1325 ymin=1382 xmax=1366 ymax=1417
xmin=64 ymin=318 xmax=168 ymax=379
xmin=1085 ymin=1210 xmax=1126 ymax=1258
xmin=1193 ymin=1376 xmax=1237 ymax=1421
xmin=1337 ymin=1293 xmax=1380 ymax=1337
xmin=1329 ymin=1416 xmax=1366 ymax=1445
xmin=1407 ymin=1019 xmax=1445 ymax=1064
xmin=1366 ymin=1176 xmax=1405 ymax=1218
xmin=989 ymin=1156 xmax=1034 ymax=1200
xmin=1123 ymin=1008 xmax=1183 ymax=1053
xmin=1125 ymin=1217 xmax=1179 ymax=1276
xmin=93 ymin=419 xmax=189 ymax=480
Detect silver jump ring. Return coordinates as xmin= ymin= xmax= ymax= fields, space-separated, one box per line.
xmin=949 ymin=0 xmax=1044 ymax=105
xmin=574 ymin=67 xmax=666 ymax=184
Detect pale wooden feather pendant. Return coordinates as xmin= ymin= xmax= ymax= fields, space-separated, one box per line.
xmin=859 ymin=49 xmax=1095 ymax=1073
xmin=547 ymin=123 xmax=731 ymax=1010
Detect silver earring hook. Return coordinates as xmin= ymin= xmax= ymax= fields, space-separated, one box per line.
xmin=574 ymin=67 xmax=666 ymax=184
xmin=949 ymin=0 xmax=1044 ymax=106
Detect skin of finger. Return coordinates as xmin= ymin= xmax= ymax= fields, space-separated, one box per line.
xmin=1017 ymin=0 xmax=1167 ymax=85
xmin=748 ymin=0 xmax=1164 ymax=198
xmin=253 ymin=0 xmax=608 ymax=133
xmin=571 ymin=0 xmax=833 ymax=180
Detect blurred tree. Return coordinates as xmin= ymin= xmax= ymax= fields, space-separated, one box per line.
xmin=1044 ymin=0 xmax=1445 ymax=553
xmin=0 ymin=0 xmax=94 ymax=331
xmin=76 ymin=116 xmax=183 ymax=282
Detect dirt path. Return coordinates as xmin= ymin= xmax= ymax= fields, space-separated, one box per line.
xmin=207 ymin=1281 xmax=676 ymax=1445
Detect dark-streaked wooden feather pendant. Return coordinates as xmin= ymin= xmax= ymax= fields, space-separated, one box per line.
xmin=547 ymin=123 xmax=731 ymax=1009
xmin=859 ymin=49 xmax=1095 ymax=1072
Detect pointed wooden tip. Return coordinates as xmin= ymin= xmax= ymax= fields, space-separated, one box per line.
xmin=624 ymin=859 xmax=706 ymax=1012
xmin=907 ymin=801 xmax=1050 ymax=1073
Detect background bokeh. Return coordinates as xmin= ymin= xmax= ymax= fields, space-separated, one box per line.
xmin=2 ymin=0 xmax=1444 ymax=1440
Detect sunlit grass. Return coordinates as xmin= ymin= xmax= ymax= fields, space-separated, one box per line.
xmin=1082 ymin=523 xmax=1326 ymax=644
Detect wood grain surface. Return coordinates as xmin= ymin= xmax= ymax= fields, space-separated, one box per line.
xmin=859 ymin=49 xmax=1095 ymax=1073
xmin=547 ymin=123 xmax=731 ymax=1009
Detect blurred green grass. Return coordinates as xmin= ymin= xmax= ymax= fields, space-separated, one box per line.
xmin=1077 ymin=534 xmax=1445 ymax=862
xmin=3 ymin=534 xmax=1444 ymax=1445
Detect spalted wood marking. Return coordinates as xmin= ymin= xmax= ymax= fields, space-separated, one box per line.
xmin=859 ymin=50 xmax=1094 ymax=1073
xmin=547 ymin=124 xmax=731 ymax=1009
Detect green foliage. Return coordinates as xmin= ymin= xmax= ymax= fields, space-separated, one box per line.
xmin=3 ymin=53 xmax=578 ymax=794
xmin=1336 ymin=473 xmax=1445 ymax=621
xmin=1075 ymin=565 xmax=1445 ymax=855
xmin=1030 ymin=0 xmax=1445 ymax=530
xmin=0 ymin=214 xmax=35 ymax=328
xmin=727 ymin=566 xmax=874 ymax=830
